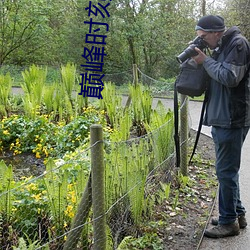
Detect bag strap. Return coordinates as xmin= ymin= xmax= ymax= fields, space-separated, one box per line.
xmin=174 ymin=80 xmax=180 ymax=168
xmin=188 ymin=91 xmax=208 ymax=164
xmin=174 ymin=80 xmax=208 ymax=168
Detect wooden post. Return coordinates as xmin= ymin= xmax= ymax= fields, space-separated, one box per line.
xmin=125 ymin=64 xmax=138 ymax=109
xmin=180 ymin=94 xmax=188 ymax=176
xmin=133 ymin=64 xmax=138 ymax=86
xmin=63 ymin=175 xmax=92 ymax=250
xmin=91 ymin=124 xmax=106 ymax=250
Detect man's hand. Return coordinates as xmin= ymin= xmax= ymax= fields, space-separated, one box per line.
xmin=192 ymin=47 xmax=207 ymax=64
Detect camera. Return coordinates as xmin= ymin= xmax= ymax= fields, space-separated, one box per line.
xmin=176 ymin=36 xmax=208 ymax=64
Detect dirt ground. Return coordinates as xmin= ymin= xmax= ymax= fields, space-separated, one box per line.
xmin=159 ymin=130 xmax=217 ymax=250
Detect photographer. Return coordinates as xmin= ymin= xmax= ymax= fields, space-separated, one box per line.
xmin=192 ymin=15 xmax=250 ymax=238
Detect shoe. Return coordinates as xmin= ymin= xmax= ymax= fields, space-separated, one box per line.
xmin=211 ymin=214 xmax=247 ymax=229
xmin=204 ymin=222 xmax=240 ymax=238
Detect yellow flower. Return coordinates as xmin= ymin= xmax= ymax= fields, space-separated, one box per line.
xmin=42 ymin=147 xmax=49 ymax=157
xmin=26 ymin=183 xmax=37 ymax=191
xmin=36 ymin=152 xmax=41 ymax=158
xmin=21 ymin=176 xmax=32 ymax=181
xmin=12 ymin=207 xmax=17 ymax=212
xmin=32 ymin=193 xmax=42 ymax=201
xmin=14 ymin=149 xmax=21 ymax=155
xmin=71 ymin=195 xmax=76 ymax=204
xmin=65 ymin=205 xmax=74 ymax=218
xmin=3 ymin=130 xmax=9 ymax=135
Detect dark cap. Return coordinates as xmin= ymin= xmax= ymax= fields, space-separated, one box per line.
xmin=195 ymin=15 xmax=225 ymax=32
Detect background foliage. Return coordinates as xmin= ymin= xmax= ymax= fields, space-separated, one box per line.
xmin=1 ymin=0 xmax=250 ymax=81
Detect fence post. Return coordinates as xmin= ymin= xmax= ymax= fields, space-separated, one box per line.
xmin=133 ymin=64 xmax=138 ymax=86
xmin=63 ymin=175 xmax=92 ymax=250
xmin=180 ymin=94 xmax=188 ymax=176
xmin=91 ymin=124 xmax=106 ymax=250
xmin=125 ymin=64 xmax=138 ymax=109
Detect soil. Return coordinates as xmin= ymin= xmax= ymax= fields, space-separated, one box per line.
xmin=158 ymin=130 xmax=217 ymax=250
xmin=0 ymin=152 xmax=45 ymax=180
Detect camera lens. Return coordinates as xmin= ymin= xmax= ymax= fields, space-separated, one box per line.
xmin=176 ymin=45 xmax=198 ymax=63
xmin=176 ymin=37 xmax=208 ymax=63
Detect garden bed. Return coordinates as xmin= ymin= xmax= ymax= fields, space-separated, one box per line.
xmin=106 ymin=130 xmax=217 ymax=249
xmin=0 ymin=130 xmax=217 ymax=250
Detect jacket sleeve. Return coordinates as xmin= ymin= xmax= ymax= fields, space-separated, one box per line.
xmin=203 ymin=37 xmax=250 ymax=87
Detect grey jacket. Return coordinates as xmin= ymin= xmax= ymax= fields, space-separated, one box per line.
xmin=203 ymin=26 xmax=250 ymax=128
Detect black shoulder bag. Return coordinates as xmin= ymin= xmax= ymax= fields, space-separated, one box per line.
xmin=174 ymin=58 xmax=210 ymax=168
xmin=175 ymin=58 xmax=208 ymax=97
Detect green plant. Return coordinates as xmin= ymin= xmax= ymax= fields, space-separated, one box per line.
xmin=0 ymin=161 xmax=15 ymax=222
xmin=12 ymin=233 xmax=50 ymax=250
xmin=117 ymin=233 xmax=163 ymax=250
xmin=60 ymin=63 xmax=76 ymax=101
xmin=108 ymin=109 xmax=132 ymax=141
xmin=178 ymin=173 xmax=191 ymax=189
xmin=0 ymin=115 xmax=57 ymax=157
xmin=144 ymin=100 xmax=174 ymax=163
xmin=43 ymin=84 xmax=56 ymax=114
xmin=99 ymin=81 xmax=123 ymax=128
xmin=129 ymin=83 xmax=153 ymax=129
xmin=21 ymin=65 xmax=47 ymax=118
xmin=0 ymin=72 xmax=12 ymax=117
xmin=0 ymin=106 xmax=104 ymax=158
xmin=157 ymin=182 xmax=171 ymax=204
xmin=42 ymin=157 xmax=90 ymax=245
xmin=13 ymin=237 xmax=39 ymax=250
xmin=172 ymin=190 xmax=180 ymax=210
xmin=105 ymin=136 xmax=153 ymax=237
xmin=12 ymin=177 xmax=49 ymax=241
xmin=43 ymin=159 xmax=69 ymax=225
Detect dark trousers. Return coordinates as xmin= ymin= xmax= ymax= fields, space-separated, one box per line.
xmin=211 ymin=126 xmax=249 ymax=225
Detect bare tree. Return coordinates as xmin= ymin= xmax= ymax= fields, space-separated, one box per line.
xmin=0 ymin=0 xmax=47 ymax=65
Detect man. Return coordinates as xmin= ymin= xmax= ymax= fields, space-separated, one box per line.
xmin=192 ymin=15 xmax=250 ymax=238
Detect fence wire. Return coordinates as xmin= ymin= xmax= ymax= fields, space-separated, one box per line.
xmin=137 ymin=67 xmax=175 ymax=95
xmin=0 ymin=121 xmax=180 ymax=249
xmin=104 ymin=70 xmax=133 ymax=86
xmin=0 ymin=67 xmax=192 ymax=249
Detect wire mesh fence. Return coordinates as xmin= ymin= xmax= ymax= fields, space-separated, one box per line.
xmin=0 ymin=118 xmax=188 ymax=249
xmin=104 ymin=70 xmax=133 ymax=86
xmin=0 ymin=64 xmax=191 ymax=249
